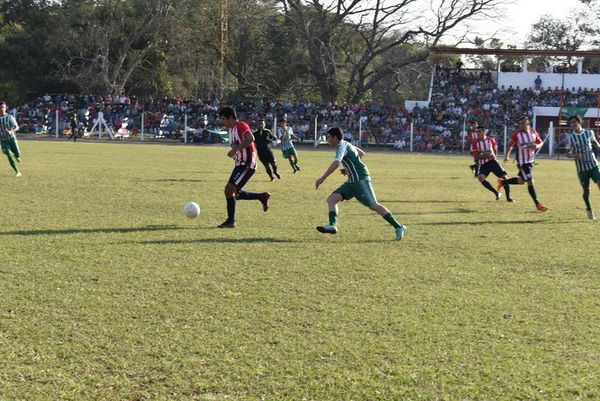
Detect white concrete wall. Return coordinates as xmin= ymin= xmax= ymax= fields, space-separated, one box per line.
xmin=498 ymin=72 xmax=600 ymax=90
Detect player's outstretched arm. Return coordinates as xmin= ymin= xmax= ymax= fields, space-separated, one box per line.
xmin=592 ymin=136 xmax=600 ymax=152
xmin=315 ymin=160 xmax=341 ymax=189
xmin=504 ymin=142 xmax=514 ymax=162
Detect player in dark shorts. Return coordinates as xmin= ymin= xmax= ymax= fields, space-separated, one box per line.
xmin=218 ymin=106 xmax=271 ymax=228
xmin=253 ymin=119 xmax=280 ymax=181
xmin=68 ymin=113 xmax=79 ymax=142
xmin=471 ymin=125 xmax=512 ymax=201
xmin=501 ymin=116 xmax=548 ymax=212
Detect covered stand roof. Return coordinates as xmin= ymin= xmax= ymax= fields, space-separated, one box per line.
xmin=431 ymin=47 xmax=600 ymax=58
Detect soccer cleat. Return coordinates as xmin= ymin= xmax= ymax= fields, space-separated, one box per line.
xmin=587 ymin=210 xmax=596 ymax=220
xmin=536 ymin=204 xmax=549 ymax=212
xmin=496 ymin=192 xmax=503 ymax=201
xmin=15 ymin=157 xmax=21 ymax=163
xmin=395 ymin=225 xmax=407 ymax=241
xmin=295 ymin=165 xmax=300 ymax=171
xmin=270 ymin=177 xmax=275 ymax=182
xmin=506 ymin=197 xmax=514 ymax=203
xmin=217 ymin=220 xmax=236 ymax=228
xmin=15 ymin=172 xmax=22 ymax=177
xmin=260 ymin=192 xmax=271 ymax=212
xmin=316 ymin=224 xmax=337 ymax=234
xmin=275 ymin=172 xmax=281 ymax=179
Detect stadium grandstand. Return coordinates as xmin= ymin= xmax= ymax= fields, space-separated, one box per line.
xmin=11 ymin=49 xmax=600 ymax=155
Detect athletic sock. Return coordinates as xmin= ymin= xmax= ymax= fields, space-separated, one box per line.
xmin=289 ymin=158 xmax=296 ymax=171
xmin=264 ymin=164 xmax=273 ymax=180
xmin=237 ymin=191 xmax=262 ymax=200
xmin=504 ymin=182 xmax=511 ymax=199
xmin=6 ymin=154 xmax=19 ymax=174
xmin=505 ymin=177 xmax=520 ymax=185
xmin=383 ymin=213 xmax=401 ymax=229
xmin=272 ymin=163 xmax=279 ymax=176
xmin=328 ymin=211 xmax=337 ymax=227
xmin=226 ymin=196 xmax=236 ymax=222
xmin=583 ymin=189 xmax=592 ymax=210
xmin=527 ymin=185 xmax=539 ymax=205
xmin=481 ymin=180 xmax=498 ymax=195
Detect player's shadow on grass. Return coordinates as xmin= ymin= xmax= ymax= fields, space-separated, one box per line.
xmin=416 ymin=219 xmax=570 ymax=226
xmin=151 ymin=178 xmax=207 ymax=183
xmin=139 ymin=237 xmax=292 ymax=245
xmin=379 ymin=200 xmax=472 ymax=204
xmin=0 ymin=225 xmax=187 ymax=236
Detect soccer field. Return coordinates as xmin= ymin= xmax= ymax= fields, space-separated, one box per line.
xmin=1 ymin=141 xmax=599 ymax=400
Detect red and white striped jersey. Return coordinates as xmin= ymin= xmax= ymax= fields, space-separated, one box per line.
xmin=467 ymin=129 xmax=478 ymax=144
xmin=471 ymin=137 xmax=497 ymax=165
xmin=229 ymin=121 xmax=257 ymax=168
xmin=511 ymin=129 xmax=541 ymax=165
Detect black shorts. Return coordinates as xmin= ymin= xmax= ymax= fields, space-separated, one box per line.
xmin=518 ymin=163 xmax=534 ymax=181
xmin=228 ymin=165 xmax=255 ymax=190
xmin=478 ymin=160 xmax=506 ymax=178
xmin=257 ymin=148 xmax=275 ymax=164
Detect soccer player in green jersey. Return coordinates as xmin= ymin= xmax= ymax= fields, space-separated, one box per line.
xmin=0 ymin=101 xmax=22 ymax=177
xmin=278 ymin=119 xmax=300 ymax=173
xmin=566 ymin=115 xmax=600 ymax=220
xmin=315 ymin=127 xmax=407 ymax=240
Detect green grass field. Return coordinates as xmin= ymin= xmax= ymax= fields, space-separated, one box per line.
xmin=1 ymin=141 xmax=600 ymax=400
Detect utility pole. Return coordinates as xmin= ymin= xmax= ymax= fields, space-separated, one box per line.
xmin=219 ymin=0 xmax=229 ymax=99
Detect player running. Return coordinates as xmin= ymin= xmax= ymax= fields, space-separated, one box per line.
xmin=0 ymin=101 xmax=22 ymax=177
xmin=565 ymin=115 xmax=600 ymax=220
xmin=501 ymin=116 xmax=548 ymax=212
xmin=253 ymin=119 xmax=280 ymax=181
xmin=278 ymin=119 xmax=300 ymax=173
xmin=466 ymin=120 xmax=479 ymax=176
xmin=315 ymin=127 xmax=407 ymax=240
xmin=218 ymin=106 xmax=271 ymax=228
xmin=471 ymin=125 xmax=512 ymax=201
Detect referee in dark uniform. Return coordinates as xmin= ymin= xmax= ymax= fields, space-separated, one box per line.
xmin=254 ymin=119 xmax=280 ymax=181
xmin=68 ymin=113 xmax=78 ymax=142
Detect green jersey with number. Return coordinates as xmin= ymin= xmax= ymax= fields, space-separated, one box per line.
xmin=568 ymin=129 xmax=598 ymax=173
xmin=0 ymin=114 xmax=18 ymax=140
xmin=335 ymin=140 xmax=370 ymax=183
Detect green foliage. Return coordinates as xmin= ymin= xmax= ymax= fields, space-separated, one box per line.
xmin=0 ymin=0 xmax=506 ymax=103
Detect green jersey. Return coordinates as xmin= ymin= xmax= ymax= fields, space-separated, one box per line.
xmin=278 ymin=127 xmax=295 ymax=151
xmin=335 ymin=140 xmax=370 ymax=183
xmin=0 ymin=114 xmax=18 ymax=141
xmin=568 ymin=129 xmax=598 ymax=173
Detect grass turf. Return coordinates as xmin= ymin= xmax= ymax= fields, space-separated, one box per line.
xmin=1 ymin=141 xmax=599 ymax=400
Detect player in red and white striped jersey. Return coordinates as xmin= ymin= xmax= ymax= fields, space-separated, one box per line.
xmin=470 ymin=125 xmax=511 ymax=201
xmin=218 ymin=105 xmax=271 ymax=228
xmin=466 ymin=120 xmax=479 ymax=176
xmin=501 ymin=116 xmax=548 ymax=212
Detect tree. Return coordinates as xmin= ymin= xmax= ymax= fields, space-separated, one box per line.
xmin=280 ymin=0 xmax=507 ymax=103
xmin=525 ymin=12 xmax=595 ymax=69
xmin=60 ymin=0 xmax=177 ymax=95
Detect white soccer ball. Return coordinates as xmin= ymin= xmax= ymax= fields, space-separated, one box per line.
xmin=183 ymin=202 xmax=201 ymax=219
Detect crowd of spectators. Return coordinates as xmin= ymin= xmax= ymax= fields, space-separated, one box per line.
xmin=9 ymin=67 xmax=600 ymax=152
xmin=422 ymin=67 xmax=600 ymax=150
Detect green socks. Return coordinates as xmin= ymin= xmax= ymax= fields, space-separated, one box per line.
xmin=383 ymin=213 xmax=401 ymax=229
xmin=6 ymin=154 xmax=19 ymax=174
xmin=328 ymin=211 xmax=337 ymax=227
